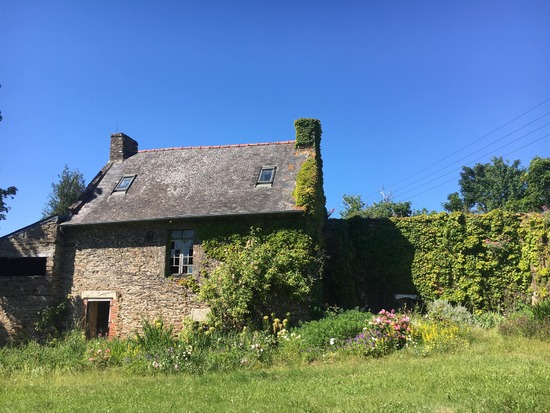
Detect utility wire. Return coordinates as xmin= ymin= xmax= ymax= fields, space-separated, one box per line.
xmin=363 ymin=97 xmax=550 ymax=203
xmin=406 ymin=132 xmax=550 ymax=201
xmin=388 ymin=96 xmax=550 ymax=190
xmin=392 ymin=119 xmax=550 ymax=197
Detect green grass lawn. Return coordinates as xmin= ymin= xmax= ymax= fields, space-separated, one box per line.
xmin=1 ymin=330 xmax=549 ymax=413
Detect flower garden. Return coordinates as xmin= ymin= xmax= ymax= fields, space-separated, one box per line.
xmin=1 ymin=299 xmax=549 ymax=377
xmin=2 ymin=300 xmax=550 ymax=412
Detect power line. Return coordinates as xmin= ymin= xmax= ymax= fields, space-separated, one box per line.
xmin=387 ymin=96 xmax=550 ymax=190
xmin=406 ymin=132 xmax=550 ymax=201
xmin=363 ymin=97 xmax=550 ymax=203
xmin=392 ymin=119 xmax=550 ymax=198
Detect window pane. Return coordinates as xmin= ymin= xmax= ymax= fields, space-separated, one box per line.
xmin=258 ymin=167 xmax=275 ymax=184
xmin=115 ymin=175 xmax=136 ymax=191
xmin=171 ymin=230 xmax=183 ymax=239
xmin=259 ymin=169 xmax=273 ymax=182
xmin=169 ymin=229 xmax=194 ymax=275
xmin=182 ymin=230 xmax=194 ymax=238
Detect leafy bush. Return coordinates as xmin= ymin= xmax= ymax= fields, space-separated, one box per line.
xmin=288 ymin=308 xmax=370 ymax=350
xmin=133 ymin=319 xmax=176 ymax=352
xmin=344 ymin=309 xmax=412 ymax=357
xmin=473 ymin=311 xmax=506 ymax=329
xmin=426 ymin=300 xmax=474 ymax=326
xmin=498 ymin=309 xmax=550 ymax=341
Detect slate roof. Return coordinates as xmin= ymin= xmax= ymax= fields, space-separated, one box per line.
xmin=64 ymin=140 xmax=309 ymax=226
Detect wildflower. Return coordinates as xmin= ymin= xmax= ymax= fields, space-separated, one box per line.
xmin=329 ymin=338 xmax=335 ymax=346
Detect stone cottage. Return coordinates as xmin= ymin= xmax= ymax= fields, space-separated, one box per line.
xmin=0 ymin=119 xmax=325 ymax=342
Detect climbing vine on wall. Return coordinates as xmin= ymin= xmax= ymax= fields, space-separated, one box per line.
xmin=293 ymin=118 xmax=326 ymax=240
xmin=325 ymin=211 xmax=550 ymax=313
xmin=199 ymin=227 xmax=321 ymax=329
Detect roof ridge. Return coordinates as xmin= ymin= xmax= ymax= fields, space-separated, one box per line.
xmin=138 ymin=140 xmax=296 ymax=153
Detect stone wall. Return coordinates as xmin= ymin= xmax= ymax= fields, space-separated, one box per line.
xmin=61 ymin=221 xmax=209 ymax=338
xmin=0 ymin=217 xmax=64 ymax=343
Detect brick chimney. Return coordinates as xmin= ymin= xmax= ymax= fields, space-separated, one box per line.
xmin=110 ymin=133 xmax=138 ymax=162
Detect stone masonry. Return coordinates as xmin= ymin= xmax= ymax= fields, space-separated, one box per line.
xmin=0 ymin=217 xmax=64 ymax=342
xmin=61 ymin=221 xmax=208 ymax=338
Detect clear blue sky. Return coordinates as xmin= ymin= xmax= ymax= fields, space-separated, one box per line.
xmin=1 ymin=1 xmax=549 ymax=236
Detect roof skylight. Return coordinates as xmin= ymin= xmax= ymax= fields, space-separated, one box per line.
xmin=257 ymin=166 xmax=276 ymax=185
xmin=113 ymin=175 xmax=136 ymax=193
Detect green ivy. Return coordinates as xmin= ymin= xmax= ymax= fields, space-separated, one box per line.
xmin=292 ymin=119 xmax=326 ymax=240
xmin=325 ymin=211 xmax=550 ymax=313
xmin=294 ymin=118 xmax=322 ymax=149
xmin=199 ymin=227 xmax=321 ymax=329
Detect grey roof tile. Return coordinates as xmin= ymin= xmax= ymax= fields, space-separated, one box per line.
xmin=65 ymin=141 xmax=308 ymax=225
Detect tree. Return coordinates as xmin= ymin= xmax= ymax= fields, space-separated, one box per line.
xmin=341 ymin=194 xmax=366 ymax=218
xmin=451 ymin=157 xmax=526 ymax=213
xmin=364 ymin=200 xmax=412 ymax=218
xmin=442 ymin=192 xmax=465 ymax=213
xmin=524 ymin=156 xmax=550 ymax=211
xmin=340 ymin=194 xmax=412 ymax=219
xmin=43 ymin=165 xmax=86 ymax=217
xmin=0 ymin=185 xmax=17 ymax=222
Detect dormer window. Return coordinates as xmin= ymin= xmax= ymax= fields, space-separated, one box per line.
xmin=257 ymin=166 xmax=276 ymax=186
xmin=113 ymin=175 xmax=136 ymax=193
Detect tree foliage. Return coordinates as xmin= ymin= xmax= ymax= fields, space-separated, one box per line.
xmin=341 ymin=194 xmax=366 ymax=219
xmin=341 ymin=194 xmax=411 ymax=219
xmin=444 ymin=157 xmax=526 ymax=213
xmin=442 ymin=192 xmax=466 ymax=213
xmin=444 ymin=156 xmax=550 ymax=213
xmin=43 ymin=165 xmax=86 ymax=217
xmin=524 ymin=156 xmax=550 ymax=211
xmin=0 ymin=185 xmax=17 ymax=222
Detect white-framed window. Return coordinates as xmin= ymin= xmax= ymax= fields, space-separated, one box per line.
xmin=113 ymin=175 xmax=136 ymax=193
xmin=257 ymin=166 xmax=276 ymax=185
xmin=169 ymin=230 xmax=194 ymax=275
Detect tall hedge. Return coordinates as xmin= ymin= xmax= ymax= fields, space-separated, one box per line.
xmin=324 ymin=211 xmax=550 ymax=312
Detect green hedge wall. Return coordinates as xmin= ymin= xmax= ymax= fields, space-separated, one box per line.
xmin=324 ymin=211 xmax=550 ymax=312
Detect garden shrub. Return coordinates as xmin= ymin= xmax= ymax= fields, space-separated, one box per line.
xmin=410 ymin=319 xmax=466 ymax=354
xmin=426 ymin=300 xmax=474 ymax=326
xmin=344 ymin=309 xmax=412 ymax=357
xmin=531 ymin=299 xmax=550 ymax=321
xmin=133 ymin=319 xmax=176 ymax=352
xmin=472 ymin=311 xmax=506 ymax=329
xmin=287 ymin=308 xmax=370 ymax=351
xmin=498 ymin=302 xmax=550 ymax=341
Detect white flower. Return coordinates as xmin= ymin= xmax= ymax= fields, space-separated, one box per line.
xmin=330 ymin=338 xmax=335 ymax=346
